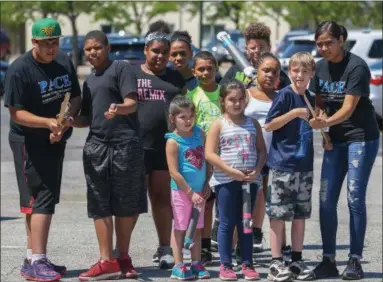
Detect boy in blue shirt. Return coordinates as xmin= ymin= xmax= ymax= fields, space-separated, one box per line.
xmin=264 ymin=52 xmax=317 ymax=281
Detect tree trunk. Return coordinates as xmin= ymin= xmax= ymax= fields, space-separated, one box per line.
xmin=67 ymin=2 xmax=79 ymax=71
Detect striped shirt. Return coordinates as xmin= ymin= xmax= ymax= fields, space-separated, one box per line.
xmin=209 ymin=116 xmax=258 ymax=187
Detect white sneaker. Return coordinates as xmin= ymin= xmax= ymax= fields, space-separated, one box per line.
xmin=268 ymin=260 xmax=293 ymax=281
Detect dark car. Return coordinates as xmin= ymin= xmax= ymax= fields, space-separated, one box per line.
xmin=275 ymin=29 xmax=313 ymax=56
xmin=108 ymin=36 xmax=145 ymax=66
xmin=0 ymin=30 xmax=11 ymax=61
xmin=0 ymin=60 xmax=9 ymax=95
xmin=59 ymin=35 xmax=86 ymax=65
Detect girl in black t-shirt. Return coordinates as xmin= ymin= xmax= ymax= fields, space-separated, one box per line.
xmin=169 ymin=30 xmax=198 ymax=91
xmin=309 ymin=21 xmax=380 ymax=280
xmin=135 ymin=21 xmax=186 ymax=269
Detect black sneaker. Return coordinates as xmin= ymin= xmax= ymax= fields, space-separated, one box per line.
xmin=252 ymin=229 xmax=264 ymax=253
xmin=341 ymin=258 xmax=364 ymax=280
xmin=211 ymin=220 xmax=219 ymax=252
xmin=313 ymin=257 xmax=339 ymax=279
xmin=201 ymin=248 xmax=213 ymax=266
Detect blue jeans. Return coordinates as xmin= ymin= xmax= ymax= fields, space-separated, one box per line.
xmin=215 ymin=181 xmax=258 ymax=265
xmin=319 ymin=139 xmax=380 ymax=259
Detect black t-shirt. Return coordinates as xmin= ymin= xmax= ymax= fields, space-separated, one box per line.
xmin=133 ymin=66 xmax=185 ymax=151
xmin=80 ymin=60 xmax=139 ymax=142
xmin=309 ymin=51 xmax=379 ymax=143
xmin=4 ymin=50 xmax=81 ymax=142
xmin=220 ymin=63 xmax=291 ymax=90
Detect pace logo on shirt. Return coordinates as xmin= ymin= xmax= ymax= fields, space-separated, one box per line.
xmin=38 ymin=74 xmax=72 ymax=104
xmin=319 ymin=79 xmax=346 ymax=103
xmin=137 ymin=78 xmax=165 ymax=101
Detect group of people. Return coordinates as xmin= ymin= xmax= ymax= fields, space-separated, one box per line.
xmin=4 ymin=16 xmax=379 ymax=282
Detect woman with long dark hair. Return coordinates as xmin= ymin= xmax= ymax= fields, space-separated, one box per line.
xmin=309 ymin=21 xmax=380 ymax=280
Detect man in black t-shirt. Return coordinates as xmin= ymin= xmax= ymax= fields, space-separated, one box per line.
xmin=4 ymin=18 xmax=81 ymax=281
xmin=73 ymin=30 xmax=146 ymax=281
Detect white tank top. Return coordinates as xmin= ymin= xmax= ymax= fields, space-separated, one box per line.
xmin=244 ymin=94 xmax=275 ymax=153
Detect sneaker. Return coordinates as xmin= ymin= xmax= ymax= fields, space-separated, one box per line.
xmin=190 ymin=261 xmax=211 ymax=279
xmin=79 ymin=259 xmax=121 ymax=281
xmin=341 ymin=258 xmax=364 ymax=280
xmin=282 ymin=245 xmax=292 ymax=264
xmin=158 ymin=246 xmax=175 ymax=269
xmin=20 ymin=258 xmax=34 ymax=280
xmin=241 ymin=264 xmax=261 ymax=280
xmin=170 ymin=263 xmax=195 ymax=280
xmin=252 ymin=229 xmax=264 ymax=253
xmin=312 ymin=257 xmax=339 ymax=279
xmin=152 ymin=247 xmax=160 ymax=263
xmin=201 ymin=248 xmax=213 ymax=266
xmin=30 ymin=258 xmax=62 ymax=282
xmin=268 ymin=260 xmax=293 ymax=282
xmin=45 ymin=259 xmax=67 ymax=275
xmin=289 ymin=260 xmax=315 ymax=280
xmin=211 ymin=220 xmax=219 ymax=252
xmin=118 ymin=255 xmax=138 ymax=279
xmin=219 ymin=264 xmax=238 ymax=281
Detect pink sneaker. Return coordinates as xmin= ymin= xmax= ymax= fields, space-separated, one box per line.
xmin=219 ymin=264 xmax=238 ymax=281
xmin=241 ymin=264 xmax=260 ymax=280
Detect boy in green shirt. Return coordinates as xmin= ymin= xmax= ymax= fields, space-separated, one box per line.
xmin=186 ymin=51 xmax=220 ymax=264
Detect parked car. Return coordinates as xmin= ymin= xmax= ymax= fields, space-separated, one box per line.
xmin=108 ymin=36 xmax=145 ymax=66
xmin=275 ymin=29 xmax=313 ymax=56
xmin=369 ymin=60 xmax=383 ymax=130
xmin=0 ymin=60 xmax=9 ymax=96
xmin=203 ymin=30 xmax=245 ymax=65
xmin=59 ymin=35 xmax=86 ymax=65
xmin=278 ymin=29 xmax=382 ymax=72
xmin=0 ymin=30 xmax=11 ymax=61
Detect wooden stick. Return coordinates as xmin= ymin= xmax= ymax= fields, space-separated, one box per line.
xmin=303 ymin=92 xmax=331 ymax=144
xmin=57 ymin=92 xmax=71 ymax=126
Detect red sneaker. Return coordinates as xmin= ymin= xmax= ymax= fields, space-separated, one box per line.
xmin=241 ymin=264 xmax=260 ymax=281
xmin=118 ymin=255 xmax=138 ymax=279
xmin=78 ymin=259 xmax=121 ymax=281
xmin=219 ymin=264 xmax=238 ymax=281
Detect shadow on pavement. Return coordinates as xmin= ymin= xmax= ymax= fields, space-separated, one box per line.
xmin=62 ymin=269 xmax=88 ymax=279
xmin=304 ymin=244 xmax=349 ymax=250
xmin=0 ymin=216 xmax=21 ymax=221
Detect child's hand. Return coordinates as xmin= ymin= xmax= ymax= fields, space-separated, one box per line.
xmin=309 ymin=117 xmax=328 ymax=129
xmin=104 ymin=103 xmax=118 ymax=120
xmin=293 ymin=108 xmax=310 ymax=121
xmin=191 ymin=192 xmax=204 ymax=206
xmin=246 ymin=169 xmax=261 ymax=182
xmin=229 ymin=168 xmax=249 ymax=182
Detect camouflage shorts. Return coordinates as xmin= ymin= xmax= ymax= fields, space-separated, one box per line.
xmin=266 ymin=169 xmax=313 ymax=221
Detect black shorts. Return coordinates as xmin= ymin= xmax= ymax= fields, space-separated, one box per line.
xmin=144 ymin=149 xmax=168 ymax=174
xmin=83 ymin=137 xmax=147 ymax=219
xmin=9 ymin=137 xmax=65 ymax=215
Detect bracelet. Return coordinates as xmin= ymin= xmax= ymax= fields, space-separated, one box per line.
xmin=186 ymin=188 xmax=193 ymax=196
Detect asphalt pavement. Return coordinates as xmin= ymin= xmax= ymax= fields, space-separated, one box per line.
xmin=1 ymin=92 xmax=382 ymax=281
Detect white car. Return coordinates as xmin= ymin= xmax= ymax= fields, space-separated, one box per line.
xmin=278 ymin=29 xmax=382 ymax=72
xmin=369 ymin=60 xmax=383 ymax=130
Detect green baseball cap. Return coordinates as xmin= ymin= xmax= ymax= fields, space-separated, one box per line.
xmin=32 ymin=18 xmax=62 ymax=40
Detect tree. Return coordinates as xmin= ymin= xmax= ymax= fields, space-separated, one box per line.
xmin=92 ymin=2 xmax=179 ymax=36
